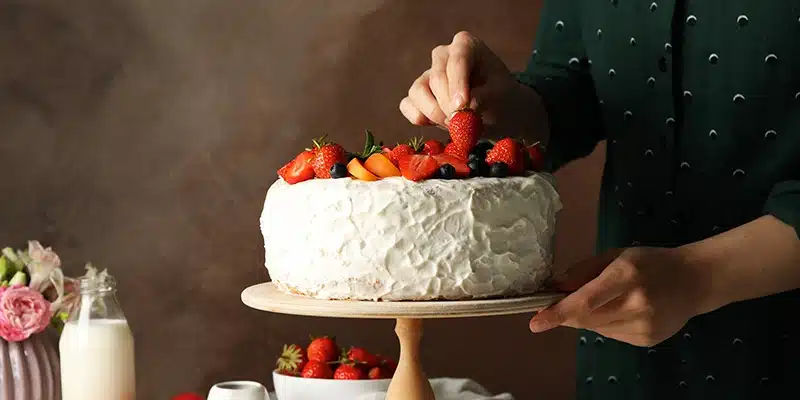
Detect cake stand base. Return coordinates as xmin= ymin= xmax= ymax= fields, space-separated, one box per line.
xmin=242 ymin=283 xmax=565 ymax=400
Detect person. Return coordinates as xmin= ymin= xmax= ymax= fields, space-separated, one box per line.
xmin=400 ymin=1 xmax=800 ymax=399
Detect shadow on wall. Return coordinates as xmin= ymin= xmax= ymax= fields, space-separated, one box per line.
xmin=0 ymin=0 xmax=601 ymax=398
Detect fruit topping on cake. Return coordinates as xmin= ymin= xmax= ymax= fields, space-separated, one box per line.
xmin=278 ymin=150 xmax=316 ymax=184
xmin=421 ymin=139 xmax=445 ymax=155
xmin=432 ymin=154 xmax=470 ymax=178
xmin=389 ymin=138 xmax=421 ymax=164
xmin=490 ymin=162 xmax=509 ymax=177
xmin=397 ymin=154 xmax=440 ymax=181
xmin=347 ymin=158 xmax=379 ymax=181
xmin=274 ymin=335 xmax=397 ymax=380
xmin=485 ymin=138 xmax=525 ymax=176
xmin=525 ymin=141 xmax=545 ymax=172
xmin=364 ymin=153 xmax=401 ymax=178
xmin=329 ymin=162 xmax=349 ymax=179
xmin=472 ymin=138 xmax=494 ymax=160
xmin=275 ymin=116 xmax=547 ymax=183
xmin=311 ymin=136 xmax=347 ymax=179
xmin=443 ymin=142 xmax=470 ymax=161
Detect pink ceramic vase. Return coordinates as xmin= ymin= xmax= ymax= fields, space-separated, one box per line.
xmin=0 ymin=331 xmax=60 ymax=400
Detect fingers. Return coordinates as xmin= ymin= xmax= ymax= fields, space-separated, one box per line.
xmin=400 ymin=31 xmax=480 ymax=126
xmin=561 ymin=295 xmax=628 ymax=329
xmin=428 ymin=48 xmax=452 ymax=116
xmin=399 ymin=96 xmax=430 ymax=126
xmin=404 ymin=71 xmax=447 ymax=126
xmin=447 ymin=31 xmax=477 ymax=110
xmin=530 ymin=263 xmax=634 ymax=332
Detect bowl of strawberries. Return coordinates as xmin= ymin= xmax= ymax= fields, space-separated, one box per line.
xmin=272 ymin=335 xmax=397 ymax=400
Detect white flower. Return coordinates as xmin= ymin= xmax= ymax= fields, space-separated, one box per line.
xmin=26 ymin=240 xmax=61 ymax=292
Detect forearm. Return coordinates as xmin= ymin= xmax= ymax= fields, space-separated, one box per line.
xmin=680 ymin=215 xmax=800 ymax=315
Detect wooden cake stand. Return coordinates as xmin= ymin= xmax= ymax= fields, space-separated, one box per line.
xmin=242 ymin=282 xmax=565 ymax=400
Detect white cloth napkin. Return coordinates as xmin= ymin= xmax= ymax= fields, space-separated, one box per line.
xmin=268 ymin=377 xmax=514 ymax=400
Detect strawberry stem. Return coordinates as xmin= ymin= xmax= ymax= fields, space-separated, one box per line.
xmin=408 ymin=136 xmax=424 ymax=152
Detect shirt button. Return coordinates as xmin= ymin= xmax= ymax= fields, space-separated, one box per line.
xmin=658 ymin=57 xmax=668 ymax=72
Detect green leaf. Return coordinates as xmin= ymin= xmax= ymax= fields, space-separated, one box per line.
xmin=0 ymin=257 xmax=10 ymax=281
xmin=8 ymin=271 xmax=27 ymax=286
xmin=358 ymin=129 xmax=383 ymax=159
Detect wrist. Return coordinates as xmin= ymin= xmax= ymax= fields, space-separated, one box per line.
xmin=674 ymin=240 xmax=732 ymax=316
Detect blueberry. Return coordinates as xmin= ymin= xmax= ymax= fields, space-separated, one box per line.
xmin=467 ymin=159 xmax=488 ymax=177
xmin=471 ymin=140 xmax=493 ymax=160
xmin=468 ymin=153 xmax=479 ymax=162
xmin=330 ymin=163 xmax=348 ymax=178
xmin=489 ymin=162 xmax=509 ymax=178
xmin=438 ymin=164 xmax=456 ymax=179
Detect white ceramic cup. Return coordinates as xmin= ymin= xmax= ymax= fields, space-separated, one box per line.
xmin=207 ymin=381 xmax=268 ymax=400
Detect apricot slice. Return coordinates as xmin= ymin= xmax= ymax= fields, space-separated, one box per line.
xmin=364 ymin=153 xmax=401 ymax=178
xmin=347 ymin=158 xmax=380 ymax=181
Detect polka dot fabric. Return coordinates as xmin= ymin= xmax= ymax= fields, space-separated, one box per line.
xmin=517 ymin=1 xmax=800 ymax=399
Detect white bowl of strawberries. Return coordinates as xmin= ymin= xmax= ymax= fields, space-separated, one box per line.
xmin=273 ymin=336 xmax=396 ymax=400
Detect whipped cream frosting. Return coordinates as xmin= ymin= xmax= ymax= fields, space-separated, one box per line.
xmin=260 ymin=174 xmax=562 ymax=300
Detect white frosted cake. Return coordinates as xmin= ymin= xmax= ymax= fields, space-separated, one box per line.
xmin=261 ymin=174 xmax=561 ymax=301
xmin=261 ymin=114 xmax=562 ymax=301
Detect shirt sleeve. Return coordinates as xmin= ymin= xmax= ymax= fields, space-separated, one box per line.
xmin=763 ymin=180 xmax=800 ymax=239
xmin=512 ymin=0 xmax=605 ymax=172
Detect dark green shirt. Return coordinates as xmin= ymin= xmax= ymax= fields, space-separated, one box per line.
xmin=516 ymin=1 xmax=800 ymax=399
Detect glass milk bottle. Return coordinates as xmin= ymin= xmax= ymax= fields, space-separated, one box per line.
xmin=59 ymin=273 xmax=136 ymax=400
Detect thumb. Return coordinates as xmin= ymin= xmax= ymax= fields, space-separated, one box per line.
xmin=549 ymin=249 xmax=624 ymax=292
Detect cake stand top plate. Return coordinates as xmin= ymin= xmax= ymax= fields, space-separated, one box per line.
xmin=241 ymin=282 xmax=566 ymax=319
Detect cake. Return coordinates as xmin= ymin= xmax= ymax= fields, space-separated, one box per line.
xmin=260 ymin=110 xmax=562 ymax=301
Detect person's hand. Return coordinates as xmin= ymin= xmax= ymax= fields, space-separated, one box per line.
xmin=399 ymin=31 xmax=517 ymax=129
xmin=529 ymin=247 xmax=711 ymax=347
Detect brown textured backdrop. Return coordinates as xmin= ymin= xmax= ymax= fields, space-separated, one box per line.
xmin=0 ymin=0 xmax=604 ymax=398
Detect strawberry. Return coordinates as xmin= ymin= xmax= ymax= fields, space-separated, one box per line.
xmin=368 ymin=366 xmax=391 ymax=380
xmin=346 ymin=347 xmax=380 ymax=369
xmin=311 ymin=136 xmax=347 ymax=179
xmin=307 ymin=336 xmax=339 ymax=363
xmin=275 ymin=369 xmax=300 ymax=377
xmin=432 ymin=154 xmax=470 ymax=178
xmin=301 ymin=360 xmax=334 ymax=379
xmin=382 ymin=146 xmax=396 ymax=164
xmin=485 ymin=138 xmax=524 ymax=175
xmin=276 ymin=344 xmax=307 ymax=374
xmin=333 ymin=363 xmax=365 ymax=380
xmin=278 ymin=150 xmax=315 ymax=184
xmin=448 ymin=109 xmax=483 ymax=152
xmin=390 ymin=143 xmax=416 ymax=162
xmin=443 ymin=142 xmax=470 ymax=161
xmin=397 ymin=154 xmax=440 ymax=182
xmin=526 ymin=142 xmax=545 ymax=172
xmin=377 ymin=355 xmax=397 ymax=372
xmin=171 ymin=394 xmax=204 ymax=400
xmin=422 ymin=139 xmax=445 ymax=155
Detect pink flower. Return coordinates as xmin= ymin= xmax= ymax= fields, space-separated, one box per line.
xmin=0 ymin=285 xmax=53 ymax=342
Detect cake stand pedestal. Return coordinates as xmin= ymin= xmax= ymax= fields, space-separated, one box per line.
xmin=242 ymin=283 xmax=565 ymax=400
